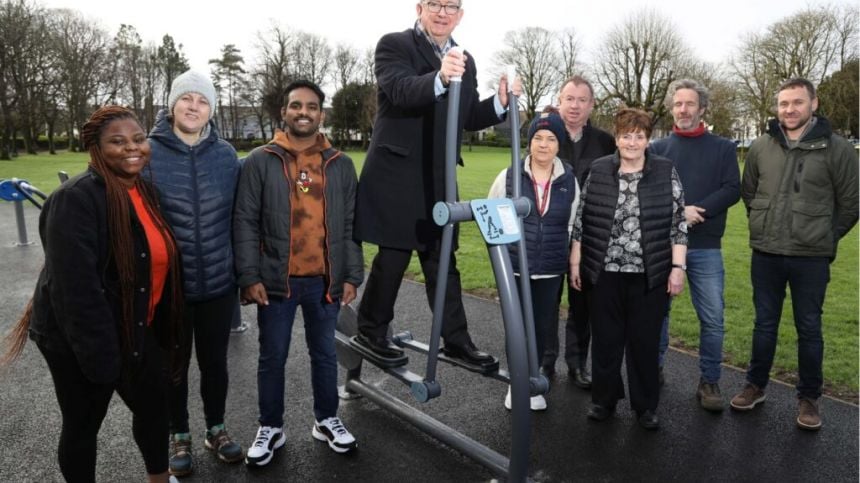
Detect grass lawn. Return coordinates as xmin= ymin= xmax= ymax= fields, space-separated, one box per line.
xmin=2 ymin=146 xmax=857 ymax=400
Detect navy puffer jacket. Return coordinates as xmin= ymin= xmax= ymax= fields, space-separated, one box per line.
xmin=146 ymin=109 xmax=240 ymax=302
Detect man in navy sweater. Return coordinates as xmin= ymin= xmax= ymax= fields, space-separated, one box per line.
xmin=650 ymin=79 xmax=740 ymax=412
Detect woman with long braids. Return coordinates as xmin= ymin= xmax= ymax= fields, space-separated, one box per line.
xmin=2 ymin=106 xmax=184 ymax=482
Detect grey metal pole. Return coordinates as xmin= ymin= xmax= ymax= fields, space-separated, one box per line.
xmin=506 ymin=70 xmax=541 ymax=383
xmin=424 ymin=66 xmax=463 ymax=388
xmin=346 ymin=377 xmax=510 ymax=478
xmin=488 ymin=244 xmax=530 ymax=482
xmin=13 ymin=201 xmax=31 ymax=246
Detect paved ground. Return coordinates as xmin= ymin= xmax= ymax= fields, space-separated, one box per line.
xmin=0 ymin=202 xmax=858 ymax=482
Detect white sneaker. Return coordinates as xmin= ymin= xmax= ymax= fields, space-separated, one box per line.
xmin=245 ymin=426 xmax=286 ymax=467
xmin=312 ymin=417 xmax=357 ymax=453
xmin=504 ymin=386 xmax=547 ymax=411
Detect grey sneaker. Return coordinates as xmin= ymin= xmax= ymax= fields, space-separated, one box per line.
xmin=205 ymin=425 xmax=244 ymax=463
xmin=696 ymin=381 xmax=725 ymax=412
xmin=169 ymin=433 xmax=193 ymax=476
xmin=730 ymin=383 xmax=766 ymax=411
xmin=796 ymin=398 xmax=822 ymax=431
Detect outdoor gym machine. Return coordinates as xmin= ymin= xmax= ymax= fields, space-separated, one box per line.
xmin=0 ymin=178 xmax=47 ymax=246
xmin=335 ymin=59 xmax=545 ymax=482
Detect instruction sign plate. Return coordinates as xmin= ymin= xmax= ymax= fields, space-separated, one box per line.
xmin=470 ymin=199 xmax=520 ymax=245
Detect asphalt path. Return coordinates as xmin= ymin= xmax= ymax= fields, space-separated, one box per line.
xmin=0 ymin=203 xmax=857 ymax=482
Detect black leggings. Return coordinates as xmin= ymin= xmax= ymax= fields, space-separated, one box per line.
xmin=169 ymin=291 xmax=236 ymax=434
xmin=39 ymin=332 xmax=169 ymax=481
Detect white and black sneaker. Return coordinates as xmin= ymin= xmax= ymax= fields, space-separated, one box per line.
xmin=245 ymin=426 xmax=286 ymax=467
xmin=504 ymin=385 xmax=547 ymax=411
xmin=311 ymin=417 xmax=357 ymax=454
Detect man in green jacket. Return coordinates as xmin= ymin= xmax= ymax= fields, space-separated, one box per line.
xmin=730 ymin=78 xmax=858 ymax=431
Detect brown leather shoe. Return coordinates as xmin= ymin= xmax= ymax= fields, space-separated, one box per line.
xmin=730 ymin=383 xmax=766 ymax=411
xmin=696 ymin=380 xmax=725 ymax=412
xmin=796 ymin=398 xmax=822 ymax=431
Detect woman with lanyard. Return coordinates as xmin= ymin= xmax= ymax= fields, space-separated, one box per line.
xmin=488 ymin=110 xmax=579 ymax=411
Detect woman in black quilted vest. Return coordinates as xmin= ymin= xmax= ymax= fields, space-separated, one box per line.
xmin=569 ymin=108 xmax=687 ymax=430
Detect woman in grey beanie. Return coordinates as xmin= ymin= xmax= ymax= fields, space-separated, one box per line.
xmin=146 ymin=69 xmax=244 ymax=476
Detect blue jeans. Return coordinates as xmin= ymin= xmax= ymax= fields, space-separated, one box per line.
xmin=747 ymin=251 xmax=829 ymax=400
xmin=658 ymin=249 xmax=726 ymax=383
xmin=257 ymin=277 xmax=340 ymax=427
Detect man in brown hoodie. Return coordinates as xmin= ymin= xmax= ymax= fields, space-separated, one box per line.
xmin=234 ymin=80 xmax=364 ymax=465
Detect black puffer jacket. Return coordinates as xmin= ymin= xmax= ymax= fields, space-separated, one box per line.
xmin=233 ymin=142 xmax=364 ymax=300
xmin=146 ymin=109 xmax=240 ymax=302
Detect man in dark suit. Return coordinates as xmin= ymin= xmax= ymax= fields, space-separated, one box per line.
xmin=353 ymin=0 xmax=520 ymax=365
xmin=546 ymin=76 xmax=615 ymax=386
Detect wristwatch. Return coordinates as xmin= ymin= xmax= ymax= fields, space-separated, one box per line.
xmin=672 ymin=263 xmax=687 ymax=271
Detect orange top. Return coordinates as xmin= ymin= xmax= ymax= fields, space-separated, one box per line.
xmin=128 ymin=186 xmax=169 ymax=324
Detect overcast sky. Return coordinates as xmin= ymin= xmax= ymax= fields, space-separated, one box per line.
xmin=44 ymin=0 xmax=851 ymax=97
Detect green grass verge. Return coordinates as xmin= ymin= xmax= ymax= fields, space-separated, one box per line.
xmin=2 ymin=147 xmax=857 ymax=400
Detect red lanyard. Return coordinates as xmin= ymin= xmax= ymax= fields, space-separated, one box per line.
xmin=531 ymin=168 xmax=553 ymax=216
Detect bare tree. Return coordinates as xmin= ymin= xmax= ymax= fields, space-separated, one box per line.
xmin=593 ymin=9 xmax=692 ymax=125
xmin=140 ymin=43 xmax=161 ymax=131
xmin=0 ymin=0 xmax=53 ymax=156
xmin=557 ymin=27 xmax=582 ymax=81
xmin=493 ymin=26 xmax=562 ymax=122
xmin=730 ymin=33 xmax=782 ymax=135
xmin=760 ymin=6 xmax=840 ymax=86
xmin=290 ymin=32 xmax=332 ymax=86
xmin=251 ymin=23 xmax=295 ymax=136
xmin=239 ymin=70 xmax=269 ymax=140
xmin=359 ymin=47 xmax=375 ymax=85
xmin=333 ymin=43 xmax=361 ymax=91
xmin=828 ymin=3 xmax=859 ymax=69
xmin=53 ymin=8 xmax=109 ymax=152
xmin=101 ymin=24 xmax=148 ymax=122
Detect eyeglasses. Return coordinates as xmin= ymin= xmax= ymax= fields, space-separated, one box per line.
xmin=423 ymin=1 xmax=461 ymax=15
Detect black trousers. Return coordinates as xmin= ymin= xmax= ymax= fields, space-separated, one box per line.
xmin=543 ymin=276 xmax=592 ymax=370
xmin=39 ymin=330 xmax=169 ymax=481
xmin=357 ymin=245 xmax=473 ymax=347
xmin=590 ymin=271 xmax=667 ymax=413
xmin=169 ymin=290 xmax=236 ymax=434
xmin=516 ymin=275 xmax=564 ymax=364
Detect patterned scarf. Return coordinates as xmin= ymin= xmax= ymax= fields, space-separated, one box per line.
xmin=414 ymin=20 xmax=456 ymax=60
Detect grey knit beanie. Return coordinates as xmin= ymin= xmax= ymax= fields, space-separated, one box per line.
xmin=167 ymin=70 xmax=216 ymax=119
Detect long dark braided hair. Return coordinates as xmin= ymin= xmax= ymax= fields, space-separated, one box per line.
xmin=3 ymin=106 xmax=184 ymax=374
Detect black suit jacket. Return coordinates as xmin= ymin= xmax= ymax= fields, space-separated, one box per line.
xmin=355 ymin=28 xmax=501 ymax=250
